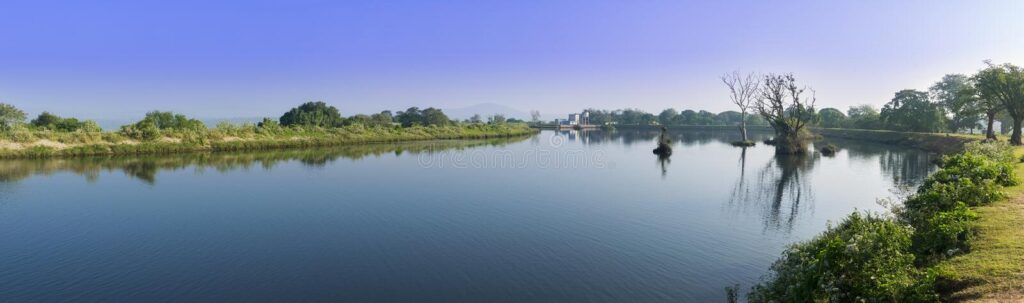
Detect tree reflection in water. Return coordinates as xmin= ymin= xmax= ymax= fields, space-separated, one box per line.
xmin=730 ymin=151 xmax=818 ymax=233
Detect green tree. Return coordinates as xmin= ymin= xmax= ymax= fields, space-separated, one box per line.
xmin=880 ymin=89 xmax=946 ymax=132
xmin=421 ymin=108 xmax=450 ymax=126
xmin=694 ymin=110 xmax=716 ymax=125
xmin=715 ymin=111 xmax=743 ymax=126
xmin=139 ymin=111 xmax=206 ymax=131
xmin=847 ymin=104 xmax=882 ymax=129
xmin=29 ymin=112 xmax=100 ymax=132
xmin=279 ymin=101 xmax=344 ymax=127
xmin=0 ymin=103 xmax=26 ymax=131
xmin=658 ymin=108 xmax=678 ymax=126
xmin=488 ymin=113 xmax=507 ymax=124
xmin=974 ymin=62 xmax=1024 ymax=145
xmin=931 ymin=74 xmax=983 ymax=134
xmin=369 ymin=111 xmax=394 ymax=127
xmin=678 ymin=109 xmax=697 ymax=125
xmin=816 ymin=107 xmax=847 ymax=128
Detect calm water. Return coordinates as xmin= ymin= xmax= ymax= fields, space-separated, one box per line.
xmin=0 ymin=130 xmax=937 ymax=302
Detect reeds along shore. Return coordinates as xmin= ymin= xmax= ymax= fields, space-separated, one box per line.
xmin=0 ymin=123 xmax=538 ymax=159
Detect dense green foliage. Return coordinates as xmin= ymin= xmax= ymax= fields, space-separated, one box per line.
xmin=880 ymin=90 xmax=947 ymax=132
xmin=395 ymin=107 xmax=451 ymax=127
xmin=974 ymin=62 xmax=1024 ymax=144
xmin=0 ymin=103 xmax=26 ymax=131
xmin=30 ymin=112 xmax=102 ymax=132
xmin=579 ymin=108 xmax=768 ymax=127
xmin=750 ymin=141 xmax=1018 ymax=302
xmin=279 ymin=101 xmax=345 ymax=127
xmin=817 ymin=108 xmax=847 ymax=128
xmin=119 ymin=111 xmax=207 ymax=141
xmin=931 ymin=74 xmax=984 ymax=133
xmin=749 ymin=212 xmax=936 ymax=302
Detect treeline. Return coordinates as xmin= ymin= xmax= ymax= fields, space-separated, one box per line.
xmin=571 ymin=62 xmax=1024 ymax=142
xmin=0 ymin=101 xmax=526 ymax=142
xmin=576 ymin=108 xmax=771 ymax=127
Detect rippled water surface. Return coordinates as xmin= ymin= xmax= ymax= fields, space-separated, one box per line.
xmin=0 ymin=130 xmax=937 ymax=302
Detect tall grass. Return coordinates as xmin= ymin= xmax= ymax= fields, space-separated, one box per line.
xmin=0 ymin=123 xmax=537 ymax=158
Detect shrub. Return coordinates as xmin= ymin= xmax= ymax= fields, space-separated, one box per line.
xmin=120 ymin=120 xmax=161 ymax=141
xmin=279 ymin=101 xmax=344 ymax=127
xmin=928 ymin=153 xmax=1016 ymax=188
xmin=910 ymin=203 xmax=977 ymax=258
xmin=749 ymin=212 xmax=937 ymax=302
xmin=964 ymin=141 xmax=1016 ymax=164
xmin=820 ymin=144 xmax=838 ymax=156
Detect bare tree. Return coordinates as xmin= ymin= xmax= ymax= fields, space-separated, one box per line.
xmin=530 ymin=110 xmax=541 ymax=123
xmin=756 ymin=73 xmax=817 ymax=154
xmin=721 ymin=71 xmax=760 ymax=142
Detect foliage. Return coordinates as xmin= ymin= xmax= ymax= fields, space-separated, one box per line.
xmin=880 ymin=89 xmax=947 ymax=132
xmin=0 ymin=103 xmax=26 ymax=131
xmin=488 ymin=113 xmax=507 ymax=124
xmin=752 ymin=140 xmax=1019 ymax=302
xmin=30 ymin=112 xmax=102 ymax=132
xmin=847 ymin=104 xmax=882 ymax=129
xmin=931 ymin=74 xmax=984 ymax=133
xmin=755 ymin=73 xmax=817 ymax=154
xmin=748 ymin=212 xmax=937 ymax=302
xmin=817 ymin=107 xmax=847 ymax=128
xmin=911 ymin=202 xmax=977 ymax=258
xmin=964 ymin=141 xmax=1016 ymax=164
xmin=395 ymin=107 xmax=450 ymax=127
xmin=279 ymin=101 xmax=344 ymax=127
xmin=973 ymin=62 xmax=1024 ymax=145
xmin=820 ymin=144 xmax=838 ymax=156
xmin=0 ymin=123 xmax=537 ymax=158
xmin=119 ymin=111 xmax=206 ymax=141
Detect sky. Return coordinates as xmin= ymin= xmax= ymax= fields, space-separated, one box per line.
xmin=1 ymin=0 xmax=1023 ymax=120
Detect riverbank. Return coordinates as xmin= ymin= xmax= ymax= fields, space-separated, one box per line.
xmin=0 ymin=124 xmax=538 ymax=158
xmin=936 ymin=146 xmax=1024 ymax=302
xmin=814 ymin=128 xmax=976 ymax=154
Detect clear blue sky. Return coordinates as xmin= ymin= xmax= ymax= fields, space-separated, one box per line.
xmin=1 ymin=0 xmax=1022 ymax=120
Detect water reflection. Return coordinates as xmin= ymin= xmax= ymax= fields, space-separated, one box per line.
xmin=556 ymin=127 xmax=775 ymax=147
xmin=0 ymin=138 xmax=526 ymax=184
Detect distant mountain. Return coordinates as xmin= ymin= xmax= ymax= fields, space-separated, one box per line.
xmin=442 ymin=103 xmax=530 ymax=120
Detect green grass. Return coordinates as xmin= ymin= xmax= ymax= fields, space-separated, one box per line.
xmin=936 ymin=146 xmax=1024 ymax=302
xmin=0 ymin=123 xmax=538 ymax=158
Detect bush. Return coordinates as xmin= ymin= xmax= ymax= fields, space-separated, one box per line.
xmin=749 ymin=212 xmax=937 ymax=302
xmin=120 ymin=120 xmax=161 ymax=141
xmin=279 ymin=102 xmax=344 ymax=127
xmin=910 ymin=203 xmax=977 ymax=258
xmin=929 ymin=152 xmax=1016 ymax=188
xmin=964 ymin=141 xmax=1016 ymax=164
xmin=820 ymin=144 xmax=838 ymax=156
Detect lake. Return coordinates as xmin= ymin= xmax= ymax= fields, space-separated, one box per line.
xmin=0 ymin=129 xmax=937 ymax=302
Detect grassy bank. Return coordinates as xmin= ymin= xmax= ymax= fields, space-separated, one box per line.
xmin=746 ymin=138 xmax=1023 ymax=302
xmin=936 ymin=146 xmax=1024 ymax=302
xmin=815 ymin=128 xmax=977 ymax=154
xmin=0 ymin=123 xmax=537 ymax=158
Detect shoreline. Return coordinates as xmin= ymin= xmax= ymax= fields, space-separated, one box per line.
xmin=593 ymin=124 xmax=977 ymax=154
xmin=0 ymin=124 xmax=539 ymax=159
